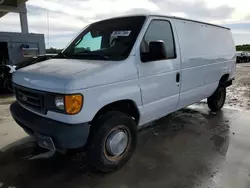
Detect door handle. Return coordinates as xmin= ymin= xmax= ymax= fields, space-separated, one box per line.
xmin=176 ymin=73 xmax=180 ymax=83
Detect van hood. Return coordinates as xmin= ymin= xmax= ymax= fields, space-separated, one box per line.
xmin=12 ymin=58 xmax=137 ymax=93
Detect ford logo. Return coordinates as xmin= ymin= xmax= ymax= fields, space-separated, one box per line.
xmin=22 ymin=96 xmax=28 ymax=101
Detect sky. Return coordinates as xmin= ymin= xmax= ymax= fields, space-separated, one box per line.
xmin=0 ymin=0 xmax=250 ymax=49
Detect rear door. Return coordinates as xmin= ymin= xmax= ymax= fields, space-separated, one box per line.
xmin=135 ymin=17 xmax=181 ymax=124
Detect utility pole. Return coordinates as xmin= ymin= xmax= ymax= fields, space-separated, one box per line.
xmin=47 ymin=11 xmax=50 ymax=48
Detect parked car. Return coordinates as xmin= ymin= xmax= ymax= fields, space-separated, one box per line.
xmin=236 ymin=52 xmax=244 ymax=63
xmin=236 ymin=52 xmax=250 ymax=63
xmin=247 ymin=52 xmax=250 ymax=62
xmin=0 ymin=54 xmax=56 ymax=92
xmin=10 ymin=15 xmax=236 ymax=172
xmin=241 ymin=52 xmax=249 ymax=62
xmin=0 ymin=64 xmax=15 ymax=92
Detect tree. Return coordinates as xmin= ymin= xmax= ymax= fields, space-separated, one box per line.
xmin=46 ymin=47 xmax=62 ymax=54
xmin=236 ymin=44 xmax=250 ymax=51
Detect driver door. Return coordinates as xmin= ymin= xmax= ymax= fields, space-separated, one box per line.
xmin=136 ymin=18 xmax=181 ymax=124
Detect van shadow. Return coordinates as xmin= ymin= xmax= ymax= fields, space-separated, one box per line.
xmin=0 ymin=106 xmax=230 ymax=188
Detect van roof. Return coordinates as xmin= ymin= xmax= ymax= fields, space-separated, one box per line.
xmin=101 ymin=14 xmax=230 ymax=30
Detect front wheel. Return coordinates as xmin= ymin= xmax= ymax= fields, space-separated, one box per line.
xmin=207 ymin=85 xmax=226 ymax=112
xmin=87 ymin=111 xmax=137 ymax=172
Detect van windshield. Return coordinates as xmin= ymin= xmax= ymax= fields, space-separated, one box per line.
xmin=62 ymin=16 xmax=146 ymax=61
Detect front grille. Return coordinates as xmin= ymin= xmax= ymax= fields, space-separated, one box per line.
xmin=14 ymin=85 xmax=45 ymax=114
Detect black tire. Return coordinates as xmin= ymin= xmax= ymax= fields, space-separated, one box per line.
xmin=207 ymin=85 xmax=226 ymax=112
xmin=87 ymin=111 xmax=137 ymax=172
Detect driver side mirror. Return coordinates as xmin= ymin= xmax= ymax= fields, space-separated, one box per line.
xmin=141 ymin=40 xmax=167 ymax=62
xmin=149 ymin=40 xmax=167 ymax=60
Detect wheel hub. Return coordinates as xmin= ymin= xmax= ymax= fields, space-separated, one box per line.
xmin=106 ymin=129 xmax=128 ymax=156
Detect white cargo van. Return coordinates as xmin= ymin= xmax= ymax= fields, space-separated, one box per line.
xmin=10 ymin=15 xmax=236 ymax=172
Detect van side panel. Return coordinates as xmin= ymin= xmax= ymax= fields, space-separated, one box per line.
xmin=175 ymin=19 xmax=235 ymax=108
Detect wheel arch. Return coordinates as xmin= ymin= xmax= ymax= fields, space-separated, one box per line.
xmin=219 ymin=74 xmax=230 ymax=85
xmin=91 ymin=99 xmax=140 ymax=125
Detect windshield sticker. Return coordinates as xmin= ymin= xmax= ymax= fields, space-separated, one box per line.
xmin=111 ymin=31 xmax=131 ymax=37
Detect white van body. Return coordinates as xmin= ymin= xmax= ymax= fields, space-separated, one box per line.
xmin=10 ymin=15 xmax=236 ymax=172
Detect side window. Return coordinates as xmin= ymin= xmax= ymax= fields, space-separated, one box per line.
xmin=141 ymin=20 xmax=176 ymax=60
xmin=75 ymin=32 xmax=102 ymax=52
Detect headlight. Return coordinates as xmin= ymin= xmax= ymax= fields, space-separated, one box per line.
xmin=65 ymin=94 xmax=83 ymax=115
xmin=55 ymin=96 xmax=64 ymax=110
xmin=54 ymin=94 xmax=83 ymax=115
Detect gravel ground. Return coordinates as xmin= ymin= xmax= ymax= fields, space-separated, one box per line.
xmin=227 ymin=63 xmax=250 ymax=109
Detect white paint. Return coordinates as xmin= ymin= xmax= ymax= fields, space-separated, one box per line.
xmin=12 ymin=15 xmax=236 ymax=137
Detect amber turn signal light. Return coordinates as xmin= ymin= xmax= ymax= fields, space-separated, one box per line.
xmin=64 ymin=94 xmax=83 ymax=115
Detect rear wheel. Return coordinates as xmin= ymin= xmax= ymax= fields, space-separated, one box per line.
xmin=87 ymin=111 xmax=137 ymax=172
xmin=207 ymin=85 xmax=226 ymax=112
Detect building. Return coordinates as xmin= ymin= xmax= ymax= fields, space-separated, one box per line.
xmin=0 ymin=0 xmax=45 ymax=65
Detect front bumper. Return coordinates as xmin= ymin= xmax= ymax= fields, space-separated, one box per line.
xmin=10 ymin=101 xmax=90 ymax=150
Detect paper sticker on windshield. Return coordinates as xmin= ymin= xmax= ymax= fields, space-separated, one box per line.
xmin=111 ymin=31 xmax=131 ymax=37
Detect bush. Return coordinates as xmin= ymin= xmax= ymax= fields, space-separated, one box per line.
xmin=236 ymin=44 xmax=250 ymax=51
xmin=46 ymin=48 xmax=62 ymax=54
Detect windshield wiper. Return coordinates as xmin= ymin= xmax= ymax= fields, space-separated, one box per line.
xmin=58 ymin=51 xmax=66 ymax=57
xmin=53 ymin=51 xmax=67 ymax=58
xmin=74 ymin=52 xmax=108 ymax=60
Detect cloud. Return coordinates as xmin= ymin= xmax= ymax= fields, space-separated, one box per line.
xmin=232 ymin=33 xmax=250 ymax=45
xmin=25 ymin=0 xmax=159 ymax=48
xmin=223 ymin=22 xmax=250 ymax=30
xmin=0 ymin=5 xmax=88 ymax=48
xmin=28 ymin=0 xmax=158 ymax=19
xmin=0 ymin=0 xmax=249 ymax=48
xmin=223 ymin=22 xmax=250 ymax=44
xmin=151 ymin=0 xmax=235 ymax=21
xmin=244 ymin=14 xmax=250 ymax=21
xmin=232 ymin=30 xmax=250 ymax=35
